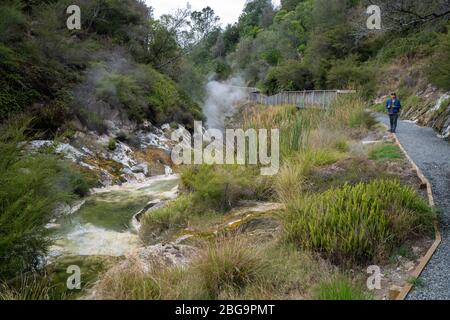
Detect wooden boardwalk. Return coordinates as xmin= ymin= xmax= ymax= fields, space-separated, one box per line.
xmin=247 ymin=90 xmax=356 ymax=108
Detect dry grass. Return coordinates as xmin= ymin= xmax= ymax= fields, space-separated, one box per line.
xmin=93 ymin=237 xmax=345 ymax=300
xmin=94 ymin=256 xmax=161 ymax=300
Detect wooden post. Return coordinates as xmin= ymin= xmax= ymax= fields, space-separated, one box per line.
xmin=322 ymin=91 xmax=326 ymax=109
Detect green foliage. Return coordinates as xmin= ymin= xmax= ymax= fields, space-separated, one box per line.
xmin=97 ymin=74 xmax=146 ymax=123
xmin=369 ymin=144 xmax=404 ymax=161
xmin=348 ymin=110 xmax=377 ymax=129
xmin=0 ymin=1 xmax=27 ymax=43
xmin=108 ymin=138 xmax=117 ymax=151
xmin=181 ymin=165 xmax=270 ymax=211
xmin=140 ymin=195 xmax=197 ymax=240
xmin=326 ymin=56 xmax=378 ymax=97
xmin=0 ymin=275 xmax=61 ymax=300
xmin=376 ymin=31 xmax=439 ymax=63
xmin=264 ymin=60 xmax=314 ymax=94
xmin=142 ymin=66 xmax=203 ymax=128
xmin=0 ymin=120 xmax=91 ymax=280
xmin=428 ymin=30 xmax=450 ymax=90
xmin=315 ymin=277 xmax=369 ymax=300
xmin=407 ymin=276 xmax=425 ymax=288
xmin=141 ymin=165 xmax=271 ymax=240
xmin=370 ymin=102 xmax=387 ymax=113
xmin=283 ymin=180 xmax=435 ymax=264
xmin=243 ymin=105 xmax=316 ymax=158
xmin=0 ymin=0 xmax=203 ymax=135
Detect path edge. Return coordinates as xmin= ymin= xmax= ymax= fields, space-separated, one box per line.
xmin=390 ymin=132 xmax=442 ymax=300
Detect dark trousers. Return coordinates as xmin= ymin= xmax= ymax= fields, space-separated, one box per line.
xmin=389 ymin=114 xmax=399 ymax=132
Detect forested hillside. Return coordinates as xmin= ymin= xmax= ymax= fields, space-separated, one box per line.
xmin=189 ymin=0 xmax=449 ymax=97
xmin=0 ymin=0 xmax=204 ymax=135
xmin=0 ymin=0 xmax=449 ymax=302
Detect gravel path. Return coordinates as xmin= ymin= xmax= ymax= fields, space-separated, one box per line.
xmin=376 ymin=114 xmax=450 ymax=300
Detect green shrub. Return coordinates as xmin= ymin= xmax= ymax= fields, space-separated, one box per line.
xmin=139 ymin=195 xmax=196 ymax=241
xmin=108 ymin=138 xmax=117 ymax=151
xmin=348 ymin=110 xmax=377 ymax=129
xmin=370 ymin=102 xmax=386 ymax=113
xmin=428 ymin=31 xmax=450 ymax=90
xmin=369 ymin=144 xmax=404 ymax=161
xmin=315 ymin=277 xmax=369 ymax=300
xmin=263 ymin=60 xmax=314 ymax=95
xmin=0 ymin=124 xmax=60 ymax=279
xmin=243 ymin=105 xmax=318 ymax=159
xmin=181 ymin=165 xmax=270 ymax=211
xmin=376 ymin=31 xmax=438 ymax=63
xmin=142 ymin=65 xmax=204 ymax=130
xmin=0 ymin=120 xmax=89 ymax=280
xmin=283 ymin=179 xmax=435 ymax=264
xmin=96 ymin=73 xmax=146 ymax=123
xmin=407 ymin=276 xmax=425 ymax=289
xmin=326 ymin=56 xmax=377 ymax=98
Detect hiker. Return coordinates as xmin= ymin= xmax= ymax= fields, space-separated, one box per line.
xmin=386 ymin=93 xmax=402 ymax=133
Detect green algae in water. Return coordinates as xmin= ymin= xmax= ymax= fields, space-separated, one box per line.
xmin=76 ymin=195 xmax=152 ymax=231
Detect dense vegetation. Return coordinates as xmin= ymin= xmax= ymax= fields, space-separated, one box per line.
xmin=1 ymin=0 xmax=446 ymax=299
xmin=187 ymin=0 xmax=450 ymax=97
xmin=134 ymin=95 xmax=435 ymax=299
xmin=0 ymin=120 xmax=95 ymax=280
xmin=0 ymin=0 xmax=205 ymax=134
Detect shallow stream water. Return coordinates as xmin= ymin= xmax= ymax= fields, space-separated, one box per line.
xmin=48 ymin=175 xmax=179 ymax=259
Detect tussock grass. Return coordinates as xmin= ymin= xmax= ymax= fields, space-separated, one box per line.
xmin=369 ymin=144 xmax=404 ymax=161
xmin=94 ymin=237 xmax=343 ymax=300
xmin=283 ymin=179 xmax=435 ymax=264
xmin=94 ymin=256 xmax=161 ymax=300
xmin=193 ymin=238 xmax=268 ymax=299
xmin=0 ymin=275 xmax=63 ymax=300
xmin=315 ymin=277 xmax=370 ymax=300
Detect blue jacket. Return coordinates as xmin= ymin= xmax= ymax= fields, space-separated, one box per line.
xmin=386 ymin=98 xmax=402 ymax=114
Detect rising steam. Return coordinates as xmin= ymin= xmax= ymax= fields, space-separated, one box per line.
xmin=202 ymin=76 xmax=247 ymax=130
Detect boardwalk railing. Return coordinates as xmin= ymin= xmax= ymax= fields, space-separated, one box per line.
xmin=247 ymin=90 xmax=356 ymax=109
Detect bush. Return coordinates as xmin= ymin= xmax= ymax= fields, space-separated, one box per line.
xmin=96 ymin=73 xmax=146 ymax=123
xmin=282 ymin=179 xmax=435 ymax=264
xmin=139 ymin=195 xmax=197 ymax=242
xmin=243 ymin=105 xmax=319 ymax=159
xmin=108 ymin=138 xmax=117 ymax=151
xmin=0 ymin=121 xmax=71 ymax=279
xmin=326 ymin=57 xmax=377 ymax=98
xmin=428 ymin=31 xmax=450 ymax=90
xmin=369 ymin=144 xmax=404 ymax=161
xmin=181 ymin=165 xmax=270 ymax=211
xmin=315 ymin=277 xmax=369 ymax=300
xmin=263 ymin=60 xmax=314 ymax=95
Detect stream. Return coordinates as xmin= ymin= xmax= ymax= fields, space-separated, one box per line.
xmin=48 ymin=174 xmax=179 ymax=260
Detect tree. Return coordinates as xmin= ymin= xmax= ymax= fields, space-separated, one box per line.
xmin=264 ymin=60 xmax=314 ymax=94
xmin=367 ymin=0 xmax=450 ymax=30
xmin=190 ymin=7 xmax=220 ymax=43
xmin=238 ymin=0 xmax=275 ymax=36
